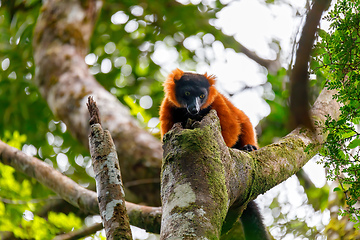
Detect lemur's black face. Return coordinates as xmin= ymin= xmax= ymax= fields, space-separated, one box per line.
xmin=175 ymin=73 xmax=210 ymax=115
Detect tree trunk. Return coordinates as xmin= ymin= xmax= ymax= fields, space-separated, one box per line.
xmin=161 ymin=117 xmax=229 ymax=239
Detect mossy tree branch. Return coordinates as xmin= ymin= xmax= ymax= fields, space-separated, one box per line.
xmin=161 ymin=88 xmax=340 ymax=239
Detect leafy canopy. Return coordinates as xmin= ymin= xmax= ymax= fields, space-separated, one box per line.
xmin=315 ymin=0 xmax=360 ymax=227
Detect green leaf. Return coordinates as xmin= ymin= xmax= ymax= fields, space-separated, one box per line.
xmin=333 ymin=187 xmax=341 ymax=192
xmin=352 ymin=117 xmax=360 ymax=124
xmin=48 ymin=212 xmax=82 ymax=232
xmin=348 ymin=139 xmax=360 ymax=149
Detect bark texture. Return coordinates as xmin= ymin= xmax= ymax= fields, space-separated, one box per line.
xmin=32 ymin=0 xmax=162 ymax=206
xmin=161 ymin=88 xmax=340 ymax=239
xmin=88 ymin=97 xmax=132 ymax=240
xmin=0 ymin=140 xmax=162 ymax=233
xmin=161 ymin=117 xmax=229 ymax=239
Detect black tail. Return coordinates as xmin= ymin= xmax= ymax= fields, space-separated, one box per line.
xmin=240 ymin=200 xmax=270 ymax=240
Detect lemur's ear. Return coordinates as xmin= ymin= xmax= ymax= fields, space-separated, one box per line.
xmin=170 ymin=68 xmax=184 ymax=81
xmin=204 ymin=72 xmax=216 ymax=85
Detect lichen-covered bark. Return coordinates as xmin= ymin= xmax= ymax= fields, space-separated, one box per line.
xmin=0 ymin=140 xmax=162 ymax=233
xmin=32 ymin=0 xmax=162 ymax=206
xmin=161 ymin=88 xmax=341 ymax=237
xmin=161 ymin=118 xmax=228 ymax=239
xmin=88 ymin=115 xmax=132 ymax=239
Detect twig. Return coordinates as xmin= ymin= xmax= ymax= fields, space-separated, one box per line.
xmin=53 ymin=223 xmax=103 ymax=240
xmin=124 ymin=178 xmax=161 ymax=188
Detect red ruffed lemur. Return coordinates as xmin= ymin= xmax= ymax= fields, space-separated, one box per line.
xmin=159 ymin=68 xmax=270 ymax=240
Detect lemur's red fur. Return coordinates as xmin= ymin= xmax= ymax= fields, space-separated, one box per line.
xmin=160 ymin=68 xmax=258 ymax=148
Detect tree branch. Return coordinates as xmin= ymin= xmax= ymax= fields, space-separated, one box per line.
xmin=87 ymin=97 xmax=132 ymax=239
xmin=236 ymin=41 xmax=281 ymax=74
xmin=53 ymin=223 xmax=103 ymax=240
xmin=0 ymin=140 xmax=162 ymax=233
xmin=215 ymin=33 xmax=281 ymax=74
xmin=32 ymin=0 xmax=162 ymax=206
xmin=290 ymin=0 xmax=331 ymax=129
xmin=243 ymin=88 xmax=340 ymax=202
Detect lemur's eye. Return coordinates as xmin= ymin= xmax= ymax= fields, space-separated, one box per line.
xmin=200 ymin=94 xmax=205 ymax=99
xmin=185 ymin=91 xmax=190 ymax=96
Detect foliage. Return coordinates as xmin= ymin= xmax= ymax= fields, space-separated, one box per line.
xmin=0 ymin=132 xmax=82 ymax=239
xmin=0 ymin=0 xmax=93 ymax=188
xmin=314 ymin=0 xmax=360 ymax=227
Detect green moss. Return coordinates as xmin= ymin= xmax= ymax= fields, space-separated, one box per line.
xmin=205 ymin=158 xmax=227 ymax=220
xmin=204 ymin=230 xmax=221 ymax=240
xmin=162 ymin=121 xmax=229 ymax=239
xmin=183 ymin=126 xmax=228 ymax=231
xmin=177 ymin=128 xmax=210 ymax=152
xmin=171 ymin=202 xmax=200 ymax=215
xmin=251 ymin=136 xmax=309 ymax=197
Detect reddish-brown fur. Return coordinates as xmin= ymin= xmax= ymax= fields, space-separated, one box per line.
xmin=160 ymin=69 xmax=258 ymax=149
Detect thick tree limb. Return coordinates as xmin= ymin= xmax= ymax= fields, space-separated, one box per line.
xmin=87 ymin=97 xmax=132 ymax=240
xmin=248 ymin=88 xmax=339 ymax=202
xmin=0 ymin=140 xmax=162 ymax=233
xmin=161 ymin=87 xmax=340 ymax=238
xmin=32 ymin=0 xmax=162 ymax=206
xmin=290 ymin=0 xmax=331 ymax=129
